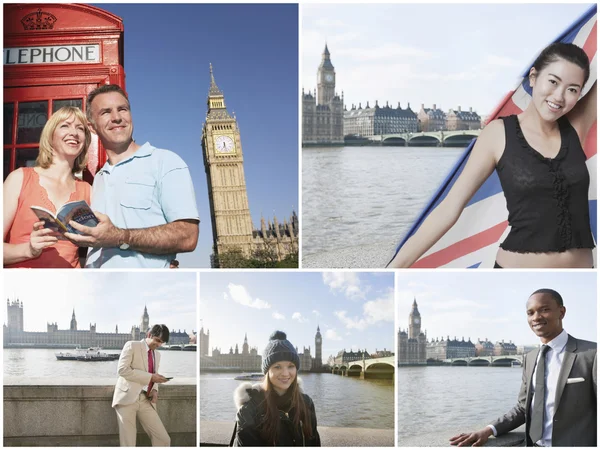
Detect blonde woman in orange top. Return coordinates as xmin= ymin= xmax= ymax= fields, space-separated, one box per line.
xmin=4 ymin=106 xmax=91 ymax=268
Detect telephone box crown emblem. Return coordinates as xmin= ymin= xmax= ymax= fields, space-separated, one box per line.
xmin=21 ymin=8 xmax=58 ymax=30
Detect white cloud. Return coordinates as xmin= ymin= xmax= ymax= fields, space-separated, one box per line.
xmin=335 ymin=289 xmax=394 ymax=330
xmin=224 ymin=283 xmax=271 ymax=310
xmin=272 ymin=312 xmax=285 ymax=320
xmin=312 ymin=310 xmax=321 ymax=317
xmin=322 ymin=272 xmax=365 ymax=299
xmin=325 ymin=329 xmax=342 ymax=341
xmin=292 ymin=312 xmax=308 ymax=323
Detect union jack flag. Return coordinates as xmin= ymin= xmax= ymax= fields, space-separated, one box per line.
xmin=391 ymin=5 xmax=597 ymax=268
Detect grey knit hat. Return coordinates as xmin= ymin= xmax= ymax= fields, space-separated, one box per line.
xmin=262 ymin=331 xmax=300 ymax=374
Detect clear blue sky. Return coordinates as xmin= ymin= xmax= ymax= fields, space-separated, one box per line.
xmin=95 ymin=4 xmax=299 ymax=268
xmin=303 ymin=3 xmax=593 ymax=117
xmin=397 ymin=271 xmax=597 ymax=346
xmin=3 ymin=271 xmax=197 ymax=334
xmin=200 ymin=272 xmax=394 ymax=361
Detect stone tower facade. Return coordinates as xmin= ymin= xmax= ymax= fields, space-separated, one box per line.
xmin=302 ymin=44 xmax=344 ymax=146
xmin=408 ymin=298 xmax=421 ymax=339
xmin=202 ymin=64 xmax=298 ymax=267
xmin=314 ymin=325 xmax=323 ymax=370
xmin=6 ymin=298 xmax=24 ymax=332
xmin=202 ymin=64 xmax=256 ymax=266
xmin=199 ymin=327 xmax=210 ymax=356
xmin=242 ymin=333 xmax=249 ymax=355
xmin=398 ymin=298 xmax=427 ymax=365
xmin=141 ymin=305 xmax=149 ymax=333
xmin=70 ymin=309 xmax=77 ymax=331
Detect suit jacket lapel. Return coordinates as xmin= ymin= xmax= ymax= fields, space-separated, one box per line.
xmin=525 ymin=349 xmax=539 ymax=409
xmin=140 ymin=339 xmax=149 ymax=372
xmin=554 ymin=335 xmax=577 ymax=410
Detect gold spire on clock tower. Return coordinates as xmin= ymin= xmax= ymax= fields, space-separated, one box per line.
xmin=202 ymin=64 xmax=254 ymax=267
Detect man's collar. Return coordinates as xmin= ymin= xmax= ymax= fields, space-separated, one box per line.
xmin=142 ymin=338 xmax=150 ymax=352
xmin=97 ymin=142 xmax=154 ymax=174
xmin=542 ymin=329 xmax=568 ymax=352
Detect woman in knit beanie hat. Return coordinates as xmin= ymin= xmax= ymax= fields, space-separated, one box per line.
xmin=232 ymin=331 xmax=321 ymax=446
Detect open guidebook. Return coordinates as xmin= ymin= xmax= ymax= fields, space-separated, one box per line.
xmin=30 ymin=200 xmax=99 ymax=238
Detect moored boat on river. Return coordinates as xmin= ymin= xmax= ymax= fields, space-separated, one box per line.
xmin=55 ymin=347 xmax=119 ymax=361
xmin=234 ymin=373 xmax=264 ymax=381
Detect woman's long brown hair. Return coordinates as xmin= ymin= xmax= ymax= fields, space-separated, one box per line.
xmin=258 ymin=373 xmax=314 ymax=445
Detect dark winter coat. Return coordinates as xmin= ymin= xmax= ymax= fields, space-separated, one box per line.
xmin=231 ymin=381 xmax=321 ymax=447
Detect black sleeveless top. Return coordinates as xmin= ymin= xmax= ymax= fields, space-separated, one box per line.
xmin=496 ymin=115 xmax=595 ymax=253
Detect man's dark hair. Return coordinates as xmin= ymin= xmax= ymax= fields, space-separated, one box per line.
xmin=149 ymin=324 xmax=170 ymax=343
xmin=86 ymin=84 xmax=130 ymax=123
xmin=530 ymin=288 xmax=564 ymax=307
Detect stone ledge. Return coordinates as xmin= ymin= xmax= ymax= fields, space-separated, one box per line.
xmin=4 ymin=383 xmax=196 ymax=447
xmin=200 ymin=420 xmax=394 ymax=447
xmin=398 ymin=425 xmax=526 ymax=447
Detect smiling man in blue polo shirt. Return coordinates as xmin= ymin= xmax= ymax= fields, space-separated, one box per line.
xmin=66 ymin=84 xmax=199 ymax=268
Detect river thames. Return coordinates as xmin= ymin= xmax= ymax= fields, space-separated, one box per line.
xmin=200 ymin=372 xmax=394 ymax=429
xmin=3 ymin=348 xmax=197 ymax=379
xmin=302 ymin=145 xmax=464 ymax=268
xmin=397 ymin=366 xmax=522 ymax=445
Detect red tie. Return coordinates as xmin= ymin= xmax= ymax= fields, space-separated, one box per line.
xmin=147 ymin=349 xmax=154 ymax=393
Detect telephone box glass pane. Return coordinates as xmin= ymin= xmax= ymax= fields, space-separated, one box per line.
xmin=53 ymin=99 xmax=82 ymax=113
xmin=3 ymin=150 xmax=10 ymax=180
xmin=17 ymin=101 xmax=48 ymax=144
xmin=16 ymin=148 xmax=39 ymax=170
xmin=4 ymin=103 xmax=14 ymax=145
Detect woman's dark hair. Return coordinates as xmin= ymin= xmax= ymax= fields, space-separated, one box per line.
xmin=532 ymin=42 xmax=590 ymax=87
xmin=259 ymin=375 xmax=314 ymax=444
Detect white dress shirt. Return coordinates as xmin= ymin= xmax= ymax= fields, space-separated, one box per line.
xmin=487 ymin=329 xmax=568 ymax=447
xmin=141 ymin=339 xmax=155 ymax=393
xmin=530 ymin=329 xmax=568 ymax=446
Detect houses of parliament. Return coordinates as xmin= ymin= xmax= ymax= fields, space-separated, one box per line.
xmin=201 ymin=65 xmax=298 ymax=267
xmin=199 ymin=326 xmax=324 ymax=372
xmin=3 ymin=299 xmax=191 ymax=349
xmin=302 ymin=44 xmax=344 ymax=146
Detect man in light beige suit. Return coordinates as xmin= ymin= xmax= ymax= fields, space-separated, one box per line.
xmin=113 ymin=324 xmax=171 ymax=447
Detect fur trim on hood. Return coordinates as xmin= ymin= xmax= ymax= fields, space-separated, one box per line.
xmin=233 ymin=377 xmax=303 ymax=410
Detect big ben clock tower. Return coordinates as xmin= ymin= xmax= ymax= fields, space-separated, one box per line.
xmin=317 ymin=44 xmax=336 ymax=105
xmin=314 ymin=325 xmax=323 ymax=370
xmin=408 ymin=298 xmax=421 ymax=339
xmin=202 ymin=64 xmax=254 ymax=267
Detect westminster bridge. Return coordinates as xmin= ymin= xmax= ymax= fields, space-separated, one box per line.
xmin=442 ymin=354 xmax=524 ymax=367
xmin=370 ymin=129 xmax=481 ymax=147
xmin=331 ymin=356 xmax=395 ymax=379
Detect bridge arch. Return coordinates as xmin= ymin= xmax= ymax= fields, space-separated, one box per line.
xmin=468 ymin=358 xmax=490 ymax=367
xmin=491 ymin=357 xmax=519 ymax=367
xmin=381 ymin=137 xmax=407 ymax=146
xmin=409 ymin=135 xmax=440 ymax=147
xmin=364 ymin=362 xmax=395 ymax=379
xmin=443 ymin=134 xmax=477 ymax=147
xmin=347 ymin=364 xmax=362 ymax=377
xmin=451 ymin=359 xmax=468 ymax=366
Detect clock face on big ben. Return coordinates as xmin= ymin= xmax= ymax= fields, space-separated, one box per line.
xmin=325 ymin=73 xmax=334 ymax=82
xmin=214 ymin=135 xmax=235 ymax=154
xmin=414 ymin=318 xmax=420 ymax=324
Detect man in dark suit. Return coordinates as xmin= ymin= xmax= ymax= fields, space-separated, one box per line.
xmin=450 ymin=288 xmax=596 ymax=447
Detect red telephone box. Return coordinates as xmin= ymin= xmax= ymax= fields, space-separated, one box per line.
xmin=3 ymin=4 xmax=125 ymax=181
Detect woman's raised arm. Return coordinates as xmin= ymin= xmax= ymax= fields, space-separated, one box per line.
xmin=387 ymin=119 xmax=504 ymax=268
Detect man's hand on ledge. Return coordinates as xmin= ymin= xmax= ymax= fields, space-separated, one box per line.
xmin=151 ymin=373 xmax=169 ymax=383
xmin=449 ymin=427 xmax=493 ymax=447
